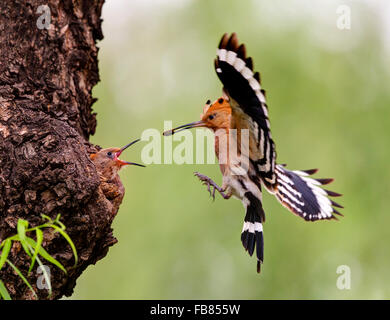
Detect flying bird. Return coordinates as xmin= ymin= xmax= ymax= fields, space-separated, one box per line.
xmin=164 ymin=33 xmax=343 ymax=273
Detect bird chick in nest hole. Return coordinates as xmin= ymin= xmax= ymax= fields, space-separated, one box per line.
xmin=90 ymin=139 xmax=145 ymax=211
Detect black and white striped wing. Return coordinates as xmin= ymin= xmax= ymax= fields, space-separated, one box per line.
xmin=215 ymin=33 xmax=276 ymax=185
xmin=275 ymin=165 xmax=343 ymax=221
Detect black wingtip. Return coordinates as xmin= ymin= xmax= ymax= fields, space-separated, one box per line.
xmin=316 ymin=178 xmax=334 ymax=185
xmin=246 ymin=57 xmax=253 ymax=70
xmin=332 ymin=208 xmax=344 ymax=217
xmin=226 ymin=32 xmax=239 ymax=51
xmin=218 ymin=33 xmax=229 ymax=49
xmin=303 ymin=168 xmax=318 ymax=175
xmin=254 ymin=71 xmax=261 ymax=84
xmin=237 ymin=44 xmax=246 ymax=60
xmin=325 ymin=189 xmax=342 ymax=197
xmin=331 ymin=200 xmax=344 ymax=209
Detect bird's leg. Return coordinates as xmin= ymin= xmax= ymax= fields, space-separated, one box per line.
xmin=194 ymin=172 xmax=232 ymax=200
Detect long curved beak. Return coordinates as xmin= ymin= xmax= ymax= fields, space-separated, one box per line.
xmin=115 ymin=138 xmax=145 ymax=167
xmin=163 ymin=120 xmax=205 ymax=136
xmin=117 ymin=138 xmax=141 ymax=156
xmin=117 ymin=160 xmax=145 ymax=167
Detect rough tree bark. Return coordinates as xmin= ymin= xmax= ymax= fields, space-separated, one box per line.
xmin=0 ymin=0 xmax=124 ymax=299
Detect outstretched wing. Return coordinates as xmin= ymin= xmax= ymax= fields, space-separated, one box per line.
xmin=214 ymin=33 xmax=276 ymax=185
xmin=274 ymin=165 xmax=343 ymax=221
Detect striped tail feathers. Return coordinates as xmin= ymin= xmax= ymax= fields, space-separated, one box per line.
xmin=273 ymin=164 xmax=343 ymax=221
xmin=241 ymin=192 xmax=265 ymax=273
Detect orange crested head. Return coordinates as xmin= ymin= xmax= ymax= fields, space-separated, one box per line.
xmin=200 ymin=97 xmax=231 ymax=131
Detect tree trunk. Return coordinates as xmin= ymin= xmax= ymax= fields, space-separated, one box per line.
xmin=0 ymin=0 xmax=123 ymax=299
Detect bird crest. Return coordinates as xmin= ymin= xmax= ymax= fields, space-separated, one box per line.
xmin=200 ymin=97 xmax=231 ymax=120
xmin=201 ymin=99 xmax=212 ymax=118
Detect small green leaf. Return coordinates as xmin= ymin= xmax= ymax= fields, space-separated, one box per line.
xmin=50 ymin=224 xmax=78 ymax=266
xmin=41 ymin=214 xmax=53 ymax=223
xmin=55 ymin=220 xmax=66 ymax=230
xmin=28 ymin=228 xmax=43 ymax=274
xmin=0 ymin=215 xmax=75 ymax=300
xmin=6 ymin=234 xmax=20 ymax=242
xmin=6 ymin=259 xmax=37 ymax=298
xmin=54 ymin=214 xmax=61 ymax=223
xmin=25 ymin=237 xmax=66 ymax=274
xmin=17 ymin=219 xmax=32 ymax=258
xmin=0 ymin=280 xmax=11 ymax=300
xmin=0 ymin=239 xmax=11 ymax=270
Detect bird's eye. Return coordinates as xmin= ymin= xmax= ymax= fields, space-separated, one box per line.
xmin=107 ymin=152 xmax=112 ymax=157
xmin=208 ymin=114 xmax=215 ymax=120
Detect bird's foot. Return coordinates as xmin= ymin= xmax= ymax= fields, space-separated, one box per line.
xmin=194 ymin=172 xmax=230 ymax=200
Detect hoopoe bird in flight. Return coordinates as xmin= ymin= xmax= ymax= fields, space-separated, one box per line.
xmin=90 ymin=139 xmax=145 ymax=182
xmin=164 ymin=33 xmax=343 ymax=273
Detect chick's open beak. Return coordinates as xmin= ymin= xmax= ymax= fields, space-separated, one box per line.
xmin=114 ymin=138 xmax=145 ymax=167
xmin=163 ymin=120 xmax=205 ymax=136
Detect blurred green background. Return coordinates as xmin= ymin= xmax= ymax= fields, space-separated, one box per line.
xmin=70 ymin=0 xmax=390 ymax=299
